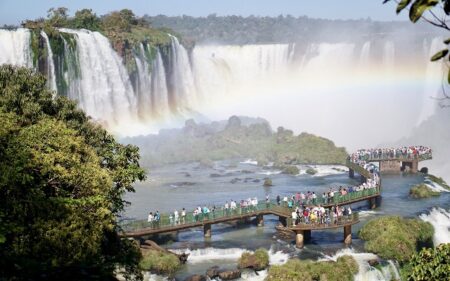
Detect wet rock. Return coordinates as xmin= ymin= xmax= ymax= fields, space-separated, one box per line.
xmin=231 ymin=178 xmax=242 ymax=184
xmin=206 ymin=266 xmax=220 ymax=279
xmin=218 ymin=269 xmax=241 ymax=280
xmin=184 ymin=274 xmax=206 ymax=281
xmin=263 ymin=178 xmax=273 ymax=187
xmin=210 ymin=173 xmax=222 ymax=178
xmin=368 ymin=259 xmax=379 ymax=267
xmin=420 ymin=167 xmax=428 ymax=174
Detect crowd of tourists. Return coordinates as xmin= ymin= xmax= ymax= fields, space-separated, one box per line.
xmin=290 ymin=205 xmax=352 ymax=226
xmin=349 ymin=146 xmax=432 ymax=166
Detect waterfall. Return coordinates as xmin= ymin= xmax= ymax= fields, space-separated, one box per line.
xmin=191 ymin=43 xmax=291 ymax=103
xmin=382 ymin=41 xmax=395 ymax=71
xmin=419 ymin=207 xmax=450 ymax=246
xmin=134 ymin=43 xmax=154 ymax=120
xmin=134 ymin=44 xmax=170 ymax=120
xmin=59 ymin=28 xmax=137 ymax=130
xmin=416 ymin=37 xmax=446 ymax=125
xmin=168 ymin=35 xmax=197 ymax=112
xmin=321 ymin=248 xmax=401 ymax=281
xmin=40 ymin=31 xmax=57 ymax=94
xmin=151 ymin=51 xmax=170 ymax=118
xmin=0 ymin=28 xmax=32 ymax=68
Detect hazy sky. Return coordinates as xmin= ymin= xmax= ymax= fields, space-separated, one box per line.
xmin=0 ymin=0 xmax=408 ymax=25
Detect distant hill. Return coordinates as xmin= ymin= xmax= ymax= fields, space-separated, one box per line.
xmin=123 ymin=116 xmax=348 ymax=168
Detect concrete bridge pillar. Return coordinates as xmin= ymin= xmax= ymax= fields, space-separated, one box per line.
xmin=257 ymin=214 xmax=264 ymax=227
xmin=344 ymin=225 xmax=352 ymax=245
xmin=295 ymin=230 xmax=304 ymax=248
xmin=349 ymin=168 xmax=354 ymax=179
xmin=279 ymin=216 xmax=287 ymax=227
xmin=204 ymin=224 xmax=211 ymax=238
xmin=368 ymin=197 xmax=377 ymax=209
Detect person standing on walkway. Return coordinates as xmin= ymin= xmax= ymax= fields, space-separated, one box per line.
xmin=276 ymin=195 xmax=281 ymax=206
xmin=181 ymin=208 xmax=186 ymax=224
xmin=174 ymin=209 xmax=179 ymax=225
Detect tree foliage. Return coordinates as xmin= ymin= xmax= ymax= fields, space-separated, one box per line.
xmin=407 ymin=243 xmax=450 ymax=280
xmin=0 ymin=65 xmax=146 ymax=280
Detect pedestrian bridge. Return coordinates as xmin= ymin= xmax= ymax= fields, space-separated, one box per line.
xmin=121 ymin=147 xmax=432 ymax=248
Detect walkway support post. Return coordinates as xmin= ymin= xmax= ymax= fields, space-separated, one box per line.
xmin=344 ymin=225 xmax=352 ymax=245
xmin=369 ymin=197 xmax=377 ymax=209
xmin=204 ymin=224 xmax=211 ymax=238
xmin=257 ymin=214 xmax=264 ymax=227
xmin=279 ymin=216 xmax=287 ymax=227
xmin=349 ymin=168 xmax=354 ymax=179
xmin=295 ymin=230 xmax=304 ymax=248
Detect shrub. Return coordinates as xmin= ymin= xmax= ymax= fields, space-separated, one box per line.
xmin=282 ymin=165 xmax=300 ymax=175
xmin=306 ymin=167 xmax=318 ymax=175
xmin=238 ymin=248 xmax=269 ymax=270
xmin=139 ymin=250 xmax=181 ymax=276
xmin=409 ymin=184 xmax=440 ymax=198
xmin=266 ymin=255 xmax=358 ymax=281
xmin=359 ymin=216 xmax=434 ymax=263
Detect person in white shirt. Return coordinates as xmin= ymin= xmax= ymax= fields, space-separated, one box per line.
xmin=181 ymin=208 xmax=186 ymax=223
xmin=174 ymin=210 xmax=179 ymax=225
xmin=291 ymin=211 xmax=298 ymax=226
xmin=147 ymin=212 xmax=154 ymax=224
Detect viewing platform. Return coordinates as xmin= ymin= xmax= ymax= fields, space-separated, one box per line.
xmin=121 ymin=146 xmax=431 ymax=249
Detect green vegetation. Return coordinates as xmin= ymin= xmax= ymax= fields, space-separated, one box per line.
xmin=266 ymin=255 xmax=358 ymax=281
xmin=126 ymin=117 xmax=348 ymax=168
xmin=139 ymin=250 xmax=181 ymax=276
xmin=409 ymin=183 xmax=440 ymax=198
xmin=21 ymin=7 xmax=177 ymax=81
xmin=404 ymin=243 xmax=450 ymax=281
xmin=306 ymin=167 xmax=318 ymax=175
xmin=238 ymin=248 xmax=269 ymax=271
xmin=0 ymin=65 xmax=146 ymax=280
xmin=359 ymin=216 xmax=434 ymax=263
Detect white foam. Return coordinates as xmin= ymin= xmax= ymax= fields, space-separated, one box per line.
xmin=257 ymin=170 xmax=282 ymax=176
xmin=297 ymin=165 xmax=347 ymax=177
xmin=419 ymin=207 xmax=450 ymax=246
xmin=424 ymin=178 xmax=450 ymax=193
xmin=144 ymin=273 xmax=168 ymax=281
xmin=173 ymin=247 xmax=247 ymax=264
xmin=358 ymin=210 xmax=381 ymax=218
xmin=240 ymin=159 xmax=258 ymax=166
xmin=320 ymin=248 xmax=400 ymax=281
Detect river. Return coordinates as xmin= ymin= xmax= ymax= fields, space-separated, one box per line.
xmin=124 ymin=159 xmax=450 ymax=281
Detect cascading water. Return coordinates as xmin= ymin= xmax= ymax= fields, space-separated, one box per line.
xmin=59 ymin=28 xmax=137 ymax=131
xmin=168 ymin=35 xmax=197 ymax=112
xmin=321 ymin=248 xmax=401 ymax=281
xmin=134 ymin=44 xmax=170 ymax=120
xmin=419 ymin=207 xmax=450 ymax=246
xmin=40 ymin=31 xmax=57 ymax=94
xmin=0 ymin=28 xmax=32 ymax=68
xmin=0 ymin=28 xmax=446 ymax=144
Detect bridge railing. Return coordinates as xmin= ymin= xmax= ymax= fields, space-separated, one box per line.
xmin=120 ymin=202 xmax=282 ymax=232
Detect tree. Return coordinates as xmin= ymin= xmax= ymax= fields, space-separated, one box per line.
xmin=46 ymin=7 xmax=69 ymax=27
xmin=383 ymin=0 xmax=450 ymax=104
xmin=0 ymin=65 xmax=146 ymax=280
xmin=72 ymin=9 xmax=101 ymax=30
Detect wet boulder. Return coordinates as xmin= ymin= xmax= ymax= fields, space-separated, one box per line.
xmin=206 ymin=266 xmax=220 ymax=279
xmin=184 ymin=274 xmax=206 ymax=281
xmin=218 ymin=269 xmax=241 ymax=280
